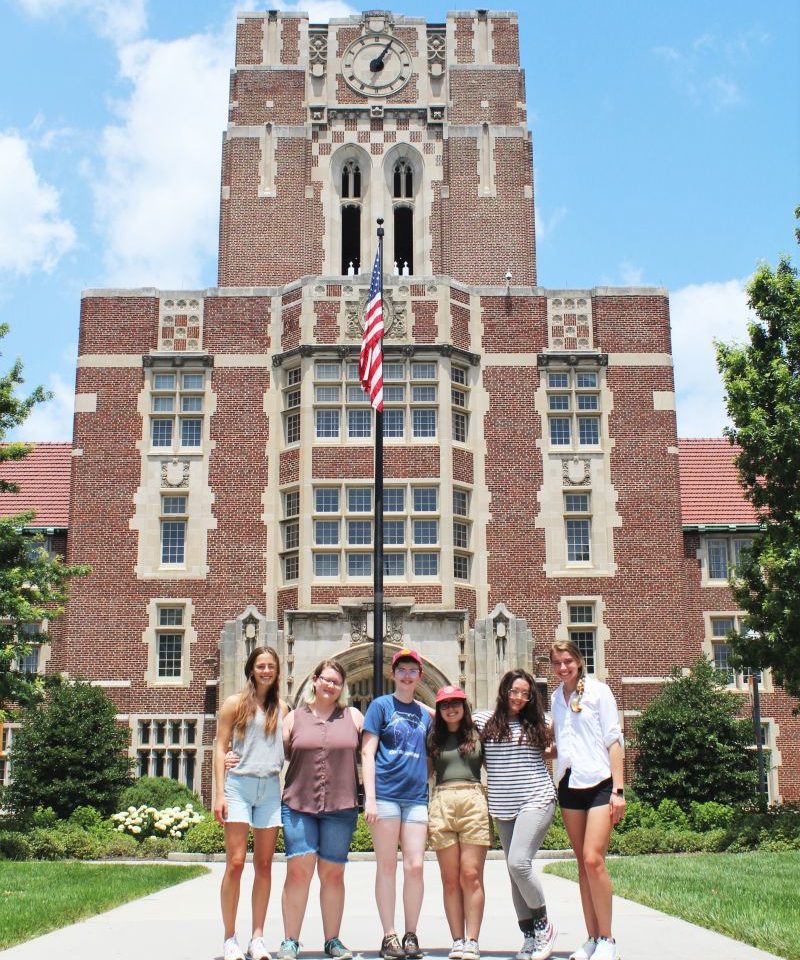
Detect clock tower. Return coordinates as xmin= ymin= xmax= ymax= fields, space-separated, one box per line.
xmin=218 ymin=9 xmax=535 ymax=287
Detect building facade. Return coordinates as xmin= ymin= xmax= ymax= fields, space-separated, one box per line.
xmin=44 ymin=10 xmax=797 ymax=802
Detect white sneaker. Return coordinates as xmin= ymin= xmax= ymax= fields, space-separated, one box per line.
xmin=449 ymin=940 xmax=465 ymax=960
xmin=569 ymin=939 xmax=597 ymax=960
xmin=461 ymin=940 xmax=480 ymax=960
xmin=530 ymin=922 xmax=557 ymax=960
xmin=248 ymin=937 xmax=272 ymax=960
xmin=592 ymin=939 xmax=617 ymax=960
xmin=225 ymin=939 xmax=247 ymax=960
xmin=516 ymin=934 xmax=536 ymax=960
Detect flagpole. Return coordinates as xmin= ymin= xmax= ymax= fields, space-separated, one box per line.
xmin=373 ymin=218 xmax=385 ymax=698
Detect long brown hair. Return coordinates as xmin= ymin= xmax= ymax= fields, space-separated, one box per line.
xmin=428 ymin=698 xmax=479 ymax=759
xmin=550 ymin=639 xmax=586 ymax=712
xmin=233 ymin=646 xmax=281 ymax=736
xmin=481 ymin=669 xmax=550 ymax=750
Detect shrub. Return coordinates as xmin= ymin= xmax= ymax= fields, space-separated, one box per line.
xmin=61 ymin=827 xmax=100 ymax=860
xmin=95 ymin=831 xmax=139 ymax=858
xmin=31 ymin=806 xmax=59 ymax=829
xmin=350 ymin=813 xmax=372 ymax=852
xmin=615 ymin=799 xmax=659 ymax=832
xmin=182 ymin=818 xmax=225 ymax=855
xmin=0 ymin=832 xmax=33 ymax=860
xmin=28 ymin=828 xmax=68 ymax=860
xmin=689 ymin=801 xmax=735 ymax=832
xmin=632 ymin=659 xmax=758 ymax=807
xmin=5 ymin=682 xmax=132 ymax=818
xmin=700 ymin=828 xmax=730 ymax=852
xmin=69 ymin=805 xmax=104 ymax=832
xmin=542 ymin=824 xmax=570 ymax=849
xmin=136 ymin=836 xmax=179 ymax=859
xmin=110 ymin=803 xmax=204 ymax=840
xmin=614 ymin=827 xmax=668 ymax=856
xmin=118 ymin=777 xmax=203 ymax=812
xmin=658 ymin=829 xmax=705 ymax=853
xmin=655 ymin=798 xmax=689 ymax=830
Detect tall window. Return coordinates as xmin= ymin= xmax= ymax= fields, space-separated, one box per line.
xmin=545 ymin=369 xmax=601 ymax=450
xmin=708 ymin=614 xmax=755 ymax=688
xmin=565 ymin=492 xmax=591 ymax=563
xmin=281 ymin=489 xmax=300 ymax=582
xmin=161 ymin=495 xmax=187 ymax=566
xmin=150 ymin=370 xmax=206 ymax=452
xmin=341 ymin=160 xmax=362 ymax=274
xmin=453 ymin=487 xmax=472 ymax=581
xmin=135 ymin=717 xmax=198 ymax=788
xmin=156 ymin=607 xmax=185 ymax=679
xmin=0 ymin=724 xmax=18 ymax=787
xmin=568 ymin=603 xmax=597 ymax=674
xmin=392 ymin=159 xmax=414 ymax=273
xmin=451 ymin=364 xmax=470 ymax=444
xmin=282 ymin=366 xmax=301 ymax=445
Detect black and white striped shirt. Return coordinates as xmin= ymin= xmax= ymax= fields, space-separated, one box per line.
xmin=474 ymin=710 xmax=556 ymax=819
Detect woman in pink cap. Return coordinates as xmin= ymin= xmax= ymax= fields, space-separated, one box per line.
xmin=427 ymin=685 xmax=491 ymax=960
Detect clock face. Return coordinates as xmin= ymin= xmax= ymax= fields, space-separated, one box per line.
xmin=342 ymin=33 xmax=412 ymax=97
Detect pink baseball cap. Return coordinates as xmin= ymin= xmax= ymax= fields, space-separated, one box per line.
xmin=435 ymin=685 xmax=467 ymax=704
xmin=391 ymin=648 xmax=423 ymax=668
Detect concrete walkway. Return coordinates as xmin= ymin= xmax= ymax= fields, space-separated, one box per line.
xmin=0 ymin=859 xmax=784 ymax=960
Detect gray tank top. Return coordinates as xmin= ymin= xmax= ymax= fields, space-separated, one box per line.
xmin=229 ymin=706 xmax=284 ymax=778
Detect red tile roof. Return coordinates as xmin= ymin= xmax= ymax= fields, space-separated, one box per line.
xmin=0 ymin=443 xmax=71 ymax=528
xmin=678 ymin=438 xmax=759 ymax=527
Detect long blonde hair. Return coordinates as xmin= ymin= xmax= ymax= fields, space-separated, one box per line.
xmin=233 ymin=646 xmax=281 ymax=736
xmin=550 ymin=640 xmax=586 ymax=713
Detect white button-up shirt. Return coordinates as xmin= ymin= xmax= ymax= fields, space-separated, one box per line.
xmin=551 ymin=677 xmax=623 ymax=789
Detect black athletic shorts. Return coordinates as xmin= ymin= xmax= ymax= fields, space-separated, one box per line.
xmin=557 ymin=768 xmax=613 ymax=811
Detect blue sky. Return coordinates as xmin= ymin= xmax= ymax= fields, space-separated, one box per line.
xmin=1 ymin=0 xmax=798 ymax=440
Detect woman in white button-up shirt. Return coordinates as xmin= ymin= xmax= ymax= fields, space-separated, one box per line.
xmin=549 ymin=641 xmax=626 ymax=960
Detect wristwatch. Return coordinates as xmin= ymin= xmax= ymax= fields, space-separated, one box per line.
xmin=614 ymin=788 xmax=624 ymax=797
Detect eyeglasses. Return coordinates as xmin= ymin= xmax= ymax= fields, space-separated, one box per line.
xmin=395 ymin=667 xmax=420 ymax=678
xmin=508 ymin=690 xmax=532 ymax=700
xmin=439 ymin=700 xmax=464 ymax=710
xmin=316 ymin=676 xmax=343 ymax=689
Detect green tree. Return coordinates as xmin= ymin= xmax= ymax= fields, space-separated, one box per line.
xmin=715 ymin=209 xmax=800 ymax=698
xmin=632 ymin=659 xmax=758 ymax=808
xmin=5 ymin=681 xmax=133 ymax=817
xmin=0 ymin=322 xmax=87 ymax=715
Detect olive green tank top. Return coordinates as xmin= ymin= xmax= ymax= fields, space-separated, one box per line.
xmin=432 ymin=732 xmax=483 ymax=785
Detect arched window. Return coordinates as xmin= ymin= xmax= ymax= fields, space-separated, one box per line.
xmin=393 ymin=160 xmax=413 ymax=199
xmin=393 ymin=206 xmax=413 ymax=276
xmin=342 ymin=160 xmax=361 ymax=200
xmin=341 ymin=204 xmax=361 ymax=275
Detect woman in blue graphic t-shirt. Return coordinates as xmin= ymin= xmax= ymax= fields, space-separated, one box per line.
xmin=362 ymin=649 xmax=432 ymax=960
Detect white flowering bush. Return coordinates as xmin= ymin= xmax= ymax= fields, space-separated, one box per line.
xmin=109 ymin=803 xmax=205 ymax=840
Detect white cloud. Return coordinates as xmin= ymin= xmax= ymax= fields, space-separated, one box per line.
xmin=0 ymin=133 xmax=76 ymax=275
xmin=19 ymin=371 xmax=75 ymax=442
xmin=670 ymin=278 xmax=753 ymax=437
xmin=14 ymin=0 xmax=147 ymax=44
xmin=654 ymin=32 xmax=752 ymax=109
xmin=619 ymin=260 xmax=644 ymax=286
xmin=535 ymin=204 xmax=567 ymax=242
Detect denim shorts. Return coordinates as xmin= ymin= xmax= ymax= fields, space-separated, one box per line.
xmin=281 ymin=804 xmax=358 ymax=863
xmin=224 ymin=773 xmax=281 ymax=829
xmin=375 ymin=799 xmax=429 ymax=823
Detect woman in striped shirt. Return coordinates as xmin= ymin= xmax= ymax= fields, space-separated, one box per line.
xmin=473 ymin=670 xmax=557 ymax=960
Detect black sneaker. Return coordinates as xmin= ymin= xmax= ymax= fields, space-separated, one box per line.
xmin=402 ymin=932 xmax=423 ymax=959
xmin=380 ymin=935 xmax=406 ymax=960
xmin=325 ymin=939 xmax=353 ymax=960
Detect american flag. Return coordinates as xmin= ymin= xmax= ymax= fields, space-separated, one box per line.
xmin=359 ymin=248 xmax=384 ymax=411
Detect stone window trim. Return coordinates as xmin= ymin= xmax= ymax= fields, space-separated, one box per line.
xmin=700 ymin=610 xmax=773 ymax=693
xmin=10 ymin=620 xmax=52 ymax=676
xmin=0 ymin=722 xmax=20 ymax=787
xmin=142 ymin=598 xmax=197 ymax=688
xmin=696 ymin=532 xmax=757 ymax=587
xmin=756 ymin=718 xmax=782 ymax=803
xmin=142 ymin=355 xmax=213 ymax=458
xmin=130 ymin=713 xmax=204 ymax=792
xmin=541 ymin=361 xmax=604 ymax=454
xmin=554 ymin=595 xmax=610 ymax=682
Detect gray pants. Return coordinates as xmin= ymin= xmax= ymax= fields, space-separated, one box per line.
xmin=494 ymin=801 xmax=556 ymax=925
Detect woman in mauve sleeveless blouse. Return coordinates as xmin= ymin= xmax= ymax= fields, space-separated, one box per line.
xmin=276 ymin=658 xmax=364 ymax=960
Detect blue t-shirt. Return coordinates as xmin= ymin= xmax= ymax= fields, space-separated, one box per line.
xmin=363 ymin=695 xmax=432 ymax=803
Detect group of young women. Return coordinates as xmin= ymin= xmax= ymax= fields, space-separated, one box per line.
xmin=214 ymin=643 xmax=626 ymax=960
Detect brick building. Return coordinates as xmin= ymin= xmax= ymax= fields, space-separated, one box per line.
xmin=22 ymin=10 xmax=795 ymax=801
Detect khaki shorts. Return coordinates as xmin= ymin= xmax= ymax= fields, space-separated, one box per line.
xmin=427 ymin=782 xmax=492 ymax=850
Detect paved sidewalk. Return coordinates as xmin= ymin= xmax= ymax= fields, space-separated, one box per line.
xmin=0 ymin=859 xmax=784 ymax=960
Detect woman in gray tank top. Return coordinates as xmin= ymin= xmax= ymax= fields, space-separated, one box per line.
xmin=214 ymin=645 xmax=288 ymax=960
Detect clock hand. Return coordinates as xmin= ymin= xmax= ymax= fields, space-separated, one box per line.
xmin=369 ymin=39 xmax=393 ymax=73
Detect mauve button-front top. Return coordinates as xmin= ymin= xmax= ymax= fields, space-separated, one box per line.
xmin=282 ymin=704 xmax=360 ymax=814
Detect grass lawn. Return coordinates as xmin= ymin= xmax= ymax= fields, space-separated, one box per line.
xmin=545 ymin=851 xmax=800 ymax=960
xmin=0 ymin=861 xmax=208 ymax=949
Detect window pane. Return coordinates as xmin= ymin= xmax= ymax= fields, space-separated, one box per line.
xmin=413 ymin=487 xmax=437 ymax=512
xmin=412 ymin=385 xmax=437 ymax=402
xmin=451 ymin=366 xmax=467 ymax=385
xmin=383 ymin=520 xmax=405 ymax=545
xmin=711 ymin=617 xmax=735 ymax=637
xmin=348 ymin=488 xmax=371 ymax=512
xmin=383 ymin=362 xmax=405 ymax=381
xmin=348 ymin=409 xmax=372 ymax=438
xmin=454 ymin=554 xmax=470 ymax=579
xmin=413 ymin=519 xmax=438 ymax=544
xmin=453 ymin=490 xmax=469 ymax=516
xmin=316 ymin=385 xmax=340 ymax=402
xmin=347 ymin=385 xmax=368 ymax=402
xmin=182 ymin=374 xmax=204 ymax=390
xmin=284 ymin=521 xmax=299 ymax=550
xmin=413 ymin=409 xmax=436 ymax=438
xmin=577 ymin=394 xmax=598 ymax=411
xmin=286 ymin=367 xmax=302 ymax=386
xmin=384 ymin=553 xmax=405 ymax=576
xmin=181 ymin=395 xmax=203 ymax=413
xmin=452 ymin=412 xmax=467 ymax=443
xmin=384 ymin=488 xmax=405 ymax=513
xmin=733 ymin=539 xmax=753 ymax=567
xmin=549 ymin=417 xmax=571 ymax=446
xmin=707 ymin=540 xmax=729 ymax=579
xmin=383 ymin=409 xmax=404 ymax=437
xmin=316 ymin=409 xmax=340 ymax=438
xmin=161 ymin=521 xmax=186 ymax=564
xmin=453 ymin=521 xmax=470 ymax=548
xmin=566 ymin=519 xmax=591 ymax=562
xmin=162 ymin=496 xmax=187 ymax=514
xmin=151 ymin=420 xmax=173 ymax=447
xmin=315 ymin=362 xmax=341 ymax=380
xmin=157 ymin=634 xmax=182 ymax=678
xmin=451 ymin=387 xmax=467 ymax=408
xmin=152 ymin=396 xmax=174 ymax=412
xmin=569 ymin=604 xmax=594 ymax=624
xmin=348 ymin=520 xmax=372 ymax=545
xmin=565 ymin=494 xmax=589 ymax=512
xmin=284 ymin=491 xmax=300 ymax=517
xmin=413 ymin=552 xmax=439 ymax=576
xmin=548 ymin=372 xmax=568 ymax=388
xmin=285 ymin=413 xmax=300 ymax=443
xmin=548 ymin=394 xmax=570 ymax=411
xmin=286 ymin=389 xmax=301 ymax=409
xmin=570 ymin=630 xmax=596 ymax=673
xmin=576 ymin=372 xmax=598 ymax=388
xmin=712 ymin=642 xmax=734 ymax=682
xmin=314 ymin=553 xmax=339 ymax=576
xmin=578 ymin=417 xmax=600 ymax=445
xmin=348 ymin=553 xmax=372 ymax=576
xmin=314 ymin=520 xmax=339 ymax=545
xmin=383 ymin=385 xmax=405 ymax=402
xmin=154 ymin=373 xmax=176 ymax=390
xmin=411 ymin=362 xmax=436 ymax=379
xmin=315 ymin=488 xmax=340 ymax=513
xmin=181 ymin=419 xmax=202 ymax=447
xmin=346 ymin=363 xmax=360 ymax=381
xmin=284 ymin=554 xmax=299 ymax=580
